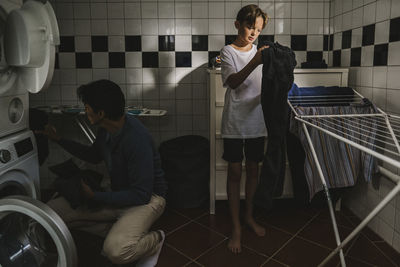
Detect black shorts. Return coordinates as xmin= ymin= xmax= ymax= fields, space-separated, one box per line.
xmin=222 ymin=137 xmax=265 ymax=163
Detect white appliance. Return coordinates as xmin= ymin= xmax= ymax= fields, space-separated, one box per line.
xmin=0 ymin=1 xmax=77 ymax=266
xmin=0 ymin=0 xmax=59 ymax=138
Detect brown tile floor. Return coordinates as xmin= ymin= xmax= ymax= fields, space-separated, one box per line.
xmin=65 ymin=199 xmax=400 ymax=267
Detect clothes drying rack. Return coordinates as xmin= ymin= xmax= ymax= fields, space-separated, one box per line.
xmin=287 ymin=89 xmax=400 ymax=267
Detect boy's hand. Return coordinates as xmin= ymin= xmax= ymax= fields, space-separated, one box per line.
xmin=35 ymin=124 xmax=61 ymax=141
xmin=254 ymin=45 xmax=269 ymax=65
xmin=81 ymin=179 xmax=95 ymax=199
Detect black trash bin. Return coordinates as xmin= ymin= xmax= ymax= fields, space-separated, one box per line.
xmin=159 ymin=135 xmax=210 ymax=208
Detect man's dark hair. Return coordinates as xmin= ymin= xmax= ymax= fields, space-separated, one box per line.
xmin=77 ymin=79 xmax=125 ymax=120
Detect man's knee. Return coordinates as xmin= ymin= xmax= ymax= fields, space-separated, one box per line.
xmin=103 ymin=233 xmax=138 ymax=264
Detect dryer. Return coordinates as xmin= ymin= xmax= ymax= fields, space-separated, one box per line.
xmin=0 ymin=0 xmax=59 ymax=138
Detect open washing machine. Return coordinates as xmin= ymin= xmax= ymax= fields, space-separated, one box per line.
xmin=0 ymin=0 xmax=77 ymax=266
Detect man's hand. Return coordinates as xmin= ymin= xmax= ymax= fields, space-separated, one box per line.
xmin=35 ymin=124 xmax=61 ymax=141
xmin=81 ymin=179 xmax=95 ymax=199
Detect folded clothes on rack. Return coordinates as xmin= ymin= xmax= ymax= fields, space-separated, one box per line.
xmin=288 ymin=86 xmax=379 ymax=199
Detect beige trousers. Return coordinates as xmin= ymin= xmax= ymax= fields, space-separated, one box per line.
xmin=47 ymin=194 xmax=166 ymax=264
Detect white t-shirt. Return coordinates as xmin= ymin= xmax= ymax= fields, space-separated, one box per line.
xmin=220 ymin=44 xmax=267 ymax=138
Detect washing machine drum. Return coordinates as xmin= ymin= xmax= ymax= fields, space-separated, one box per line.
xmin=0 ymin=196 xmax=77 ymax=267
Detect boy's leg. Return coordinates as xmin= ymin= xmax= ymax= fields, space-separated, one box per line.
xmin=227 ymin=161 xmax=242 ymax=253
xmin=102 ymin=194 xmax=166 ymax=264
xmin=244 ymin=137 xmax=266 ymax=236
xmin=245 ymin=160 xmax=266 ymax=236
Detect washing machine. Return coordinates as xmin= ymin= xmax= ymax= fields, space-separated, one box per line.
xmin=0 ymin=0 xmax=77 ymax=266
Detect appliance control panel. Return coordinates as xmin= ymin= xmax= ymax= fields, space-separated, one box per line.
xmin=0 ymin=131 xmax=35 ymax=168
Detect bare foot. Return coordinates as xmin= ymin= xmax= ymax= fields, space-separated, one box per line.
xmin=228 ymin=227 xmax=241 ymax=254
xmin=246 ymin=217 xmax=266 ymax=237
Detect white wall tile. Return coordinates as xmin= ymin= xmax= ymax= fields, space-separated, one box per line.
xmin=159 ymin=52 xmax=175 ymax=68
xmin=160 ymin=84 xmax=176 ymax=100
xmin=373 ymin=67 xmax=388 ymax=88
xmin=292 ymin=2 xmax=307 ymax=19
xmin=259 ymin=2 xmax=274 ymax=18
xmin=308 ymin=3 xmax=324 ymax=19
xmin=376 ymin=0 xmax=391 ymax=22
xmin=158 ymin=2 xmax=174 ymax=19
xmin=142 ymin=84 xmax=159 ymax=100
xmin=159 ymin=68 xmax=176 ymax=84
xmin=209 ymin=2 xmax=224 ymax=19
xmin=361 ymin=45 xmax=374 ymax=67
xmin=143 ymin=68 xmax=159 ymax=84
xmin=263 ymin=18 xmax=274 ymax=35
xmin=141 ymin=36 xmax=158 ymax=51
xmin=275 ymin=35 xmax=291 ymax=47
xmin=342 ymin=12 xmax=352 ymax=31
xmin=388 ymin=42 xmax=400 ymax=66
xmin=126 ymin=68 xmax=143 ymax=84
xmin=342 ymin=0 xmax=352 ymax=13
xmin=175 ymin=35 xmax=191 ymax=51
xmin=109 ymin=69 xmax=126 ymax=84
xmin=176 ymin=84 xmax=192 ymax=99
xmin=124 ymin=19 xmax=141 ymax=35
xmin=176 ymin=19 xmax=192 ymax=35
xmin=142 ymin=2 xmax=158 ymax=19
xmin=209 ymin=35 xmax=225 ymax=51
xmin=294 ymin=51 xmax=306 ymax=67
xmin=391 ymin=0 xmax=400 ymax=19
xmin=334 ymin=14 xmax=342 ymax=33
xmin=387 ymin=89 xmax=400 ymax=114
xmin=124 ymin=2 xmax=141 ymax=19
xmin=209 ymin=19 xmax=225 ymax=34
xmin=360 ymin=67 xmax=373 ymax=87
xmin=58 ymin=53 xmax=76 ymax=69
xmin=192 ymin=19 xmax=209 ymax=35
xmin=108 ymin=3 xmax=124 ymax=19
xmin=275 ymin=19 xmax=291 ymax=35
xmin=108 ymin=20 xmax=125 ymax=36
xmin=74 ymin=3 xmax=90 ymax=19
xmin=352 ymin=8 xmax=364 ymax=29
xmin=387 ymin=67 xmax=400 ymax=90
xmin=192 ymin=2 xmax=208 ymax=19
xmin=351 ymin=27 xmax=363 ymax=48
xmin=74 ymin=36 xmax=91 ymax=52
xmin=225 ymin=18 xmax=237 ymax=35
xmin=159 ymin=19 xmax=175 ymax=35
xmin=375 ymin=20 xmax=390 ymax=44
xmin=127 ymin=84 xmax=142 ymax=101
xmin=142 ymin=19 xmax=159 ymax=35
xmin=92 ymin=69 xmax=109 ymax=81
xmin=175 ymin=2 xmax=191 ymax=19
xmin=341 ymin=48 xmax=350 ymax=67
xmin=307 ymin=35 xmax=323 ymax=51
xmin=108 ymin=36 xmax=125 ymax=52
xmin=333 ymin=32 xmax=342 ymax=50
xmin=192 ymin=52 xmax=208 ymax=68
xmin=58 ymin=20 xmax=74 ymax=35
xmin=363 ymin=2 xmax=376 ymax=26
xmin=372 ymin=87 xmax=387 ymax=110
xmin=291 ymin=19 xmax=307 ymax=34
xmin=275 ymin=2 xmax=291 ymax=19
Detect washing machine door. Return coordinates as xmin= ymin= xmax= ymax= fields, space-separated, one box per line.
xmin=1 ymin=0 xmax=59 ymax=94
xmin=0 ymin=196 xmax=77 ymax=267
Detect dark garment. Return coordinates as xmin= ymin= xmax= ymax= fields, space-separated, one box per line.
xmin=57 ymin=114 xmax=167 ymax=207
xmin=254 ymin=41 xmax=297 ymax=211
xmin=29 ymin=108 xmax=49 ymax=165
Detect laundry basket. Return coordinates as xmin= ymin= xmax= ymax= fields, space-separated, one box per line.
xmin=159 ymin=135 xmax=210 ymax=208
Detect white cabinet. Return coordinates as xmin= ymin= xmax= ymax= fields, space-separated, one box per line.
xmin=207 ymin=68 xmax=349 ymax=214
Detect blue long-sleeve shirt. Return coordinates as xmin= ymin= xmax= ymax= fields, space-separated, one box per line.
xmin=57 ymin=114 xmax=167 ymax=207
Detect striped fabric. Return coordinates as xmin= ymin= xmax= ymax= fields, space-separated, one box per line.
xmin=289 ymin=105 xmax=379 ymax=200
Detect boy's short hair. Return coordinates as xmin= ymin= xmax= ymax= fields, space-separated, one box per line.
xmin=236 ymin=4 xmax=268 ymax=29
xmin=77 ymin=79 xmax=125 ymax=120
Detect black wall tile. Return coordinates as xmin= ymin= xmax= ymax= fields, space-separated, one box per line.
xmin=109 ymin=52 xmax=125 ymax=68
xmin=362 ymin=24 xmax=375 ymax=46
xmin=159 ymin=36 xmax=175 ymax=51
xmin=192 ymin=35 xmax=208 ymax=51
xmin=329 ymin=34 xmax=334 ymax=51
xmin=142 ymin=52 xmax=159 ymax=68
xmin=342 ymin=30 xmax=352 ymax=49
xmin=225 ymin=35 xmax=237 ymax=45
xmin=306 ymin=51 xmax=323 ymax=62
xmin=291 ymin=35 xmax=307 ymax=51
xmin=373 ymin=43 xmax=388 ymax=66
xmin=350 ymin=47 xmax=361 ymax=67
xmin=176 ymin=52 xmax=191 ymax=67
xmin=59 ymin=36 xmax=75 ymax=52
xmin=333 ymin=50 xmax=341 ymax=67
xmin=208 ymin=51 xmax=220 ymax=67
xmin=323 ymin=35 xmax=330 ymax=51
xmin=75 ymin=53 xmax=92 ymax=68
xmin=125 ymin=36 xmax=142 ymax=51
xmin=55 ymin=53 xmax=59 ymax=69
xmin=92 ymin=36 xmax=108 ymax=52
xmin=389 ymin=17 xmax=400 ymax=42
